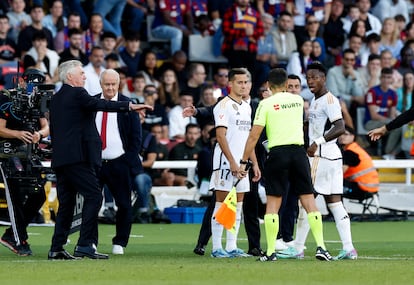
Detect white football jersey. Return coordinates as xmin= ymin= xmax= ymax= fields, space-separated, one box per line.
xmin=212 ymin=96 xmax=252 ymax=170
xmin=308 ymin=91 xmax=342 ymax=159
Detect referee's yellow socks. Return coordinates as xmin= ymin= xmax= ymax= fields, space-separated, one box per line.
xmin=307 ymin=211 xmax=326 ymax=250
xmin=264 ymin=213 xmax=279 ymax=256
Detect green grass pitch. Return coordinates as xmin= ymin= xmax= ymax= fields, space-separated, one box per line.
xmin=0 ymin=221 xmax=413 ymax=285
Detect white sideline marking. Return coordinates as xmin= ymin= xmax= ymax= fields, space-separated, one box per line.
xmin=0 ymin=256 xmax=413 ymax=263
xmin=359 ymin=256 xmax=414 ymax=260
xmin=106 ymin=234 xmax=144 ymax=238
xmin=129 ymin=234 xmax=144 ymax=238
xmin=325 ymin=240 xmax=342 ymax=243
xmin=0 ymin=260 xmax=52 ymax=263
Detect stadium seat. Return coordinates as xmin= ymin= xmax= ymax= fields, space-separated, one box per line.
xmin=0 ymin=61 xmax=24 ymax=89
xmin=356 ymin=107 xmax=369 ymax=136
xmin=146 ymin=15 xmax=169 ymax=43
xmin=188 ymin=35 xmax=228 ymax=64
xmin=188 ymin=34 xmax=228 ymax=78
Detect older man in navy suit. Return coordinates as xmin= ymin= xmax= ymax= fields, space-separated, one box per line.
xmin=48 ymin=60 xmax=151 ymax=260
xmin=95 ymin=69 xmax=142 ymax=255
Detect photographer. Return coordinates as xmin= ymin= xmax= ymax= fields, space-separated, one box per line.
xmin=0 ymin=85 xmax=49 ymax=256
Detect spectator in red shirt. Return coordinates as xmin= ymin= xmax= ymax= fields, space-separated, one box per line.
xmin=221 ymin=0 xmax=264 ymax=74
xmin=151 ymin=0 xmax=193 ymax=55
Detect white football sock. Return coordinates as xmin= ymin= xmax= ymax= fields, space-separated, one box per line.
xmin=294 ymin=205 xmax=310 ymax=253
xmin=328 ymin=201 xmax=354 ymax=251
xmin=225 ymin=202 xmax=243 ymax=252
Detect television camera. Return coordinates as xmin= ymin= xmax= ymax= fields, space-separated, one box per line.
xmin=8 ymin=69 xmax=53 ymax=132
xmin=0 ymin=69 xmax=53 ymax=178
xmin=0 ymin=69 xmax=54 ymax=229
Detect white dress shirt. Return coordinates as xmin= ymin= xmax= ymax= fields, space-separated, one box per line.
xmin=95 ymin=93 xmax=125 ymax=159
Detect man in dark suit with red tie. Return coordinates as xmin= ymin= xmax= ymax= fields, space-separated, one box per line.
xmin=48 ymin=60 xmax=151 ymax=260
xmin=95 ymin=69 xmax=141 ymax=255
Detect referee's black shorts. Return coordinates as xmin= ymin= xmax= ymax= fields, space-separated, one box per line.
xmin=264 ymin=144 xmax=314 ymax=197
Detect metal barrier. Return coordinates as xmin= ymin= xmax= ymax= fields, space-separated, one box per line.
xmin=372 ymin=159 xmax=414 ymax=185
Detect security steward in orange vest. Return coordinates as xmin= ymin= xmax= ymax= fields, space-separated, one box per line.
xmin=338 ymin=126 xmax=380 ymax=200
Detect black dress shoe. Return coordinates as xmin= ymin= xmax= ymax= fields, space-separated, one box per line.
xmin=74 ymin=245 xmax=109 ymax=259
xmin=193 ymin=244 xmax=205 ymax=256
xmin=48 ymin=250 xmax=79 ymax=260
xmin=248 ymin=248 xmax=265 ymax=257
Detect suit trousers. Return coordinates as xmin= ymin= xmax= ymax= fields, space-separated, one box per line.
xmin=243 ymin=180 xmax=261 ymax=251
xmin=50 ymin=162 xmax=102 ymax=251
xmin=99 ymin=155 xmax=133 ymax=247
xmin=278 ymin=189 xmax=298 ymax=242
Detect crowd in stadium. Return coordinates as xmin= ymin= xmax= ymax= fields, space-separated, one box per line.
xmin=0 ymin=0 xmax=413 ymax=259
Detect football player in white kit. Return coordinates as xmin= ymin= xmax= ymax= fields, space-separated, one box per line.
xmin=278 ymin=62 xmax=358 ymax=260
xmin=210 ymin=68 xmax=261 ymax=258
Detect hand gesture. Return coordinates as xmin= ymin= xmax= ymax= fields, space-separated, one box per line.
xmin=344 ymin=66 xmax=355 ymax=79
xmin=307 ymin=142 xmax=318 ymax=157
xmin=130 ymin=104 xmax=154 ymax=118
xmin=20 ymin=20 xmax=28 ymax=30
xmin=230 ymin=160 xmax=239 ymax=177
xmin=245 ymin=24 xmax=254 ymax=36
xmin=237 ymin=163 xmax=248 ymax=179
xmin=368 ymin=125 xmax=387 ymax=141
xmin=252 ymin=163 xmax=261 ymax=182
xmin=33 ymin=131 xmax=42 ymax=144
xmin=18 ymin=130 xmax=34 ymax=144
xmin=182 ymin=105 xmax=196 ymax=118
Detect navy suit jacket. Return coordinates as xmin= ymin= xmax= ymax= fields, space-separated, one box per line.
xmin=94 ymin=93 xmax=143 ymax=176
xmin=50 ymin=84 xmax=131 ymax=168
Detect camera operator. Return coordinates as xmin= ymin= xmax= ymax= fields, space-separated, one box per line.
xmin=0 ymin=88 xmax=49 ymax=256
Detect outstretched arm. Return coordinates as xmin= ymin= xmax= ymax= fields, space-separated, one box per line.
xmin=368 ymin=106 xmax=414 ymax=141
xmin=367 ymin=125 xmax=387 ymax=141
xmin=129 ymin=103 xmax=154 ymax=118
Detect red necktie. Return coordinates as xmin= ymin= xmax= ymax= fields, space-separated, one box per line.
xmin=101 ymin=112 xmax=108 ymax=150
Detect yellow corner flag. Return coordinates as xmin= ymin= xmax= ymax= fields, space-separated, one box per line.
xmin=214 ymin=187 xmax=237 ymax=233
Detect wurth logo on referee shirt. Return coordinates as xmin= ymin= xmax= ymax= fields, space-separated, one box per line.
xmin=274 ymin=102 xmax=302 ymax=111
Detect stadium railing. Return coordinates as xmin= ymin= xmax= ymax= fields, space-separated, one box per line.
xmin=372 ymin=159 xmax=414 ymax=185
xmin=151 ymin=160 xmax=199 ymax=210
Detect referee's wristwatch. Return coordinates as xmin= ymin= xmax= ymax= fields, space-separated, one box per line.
xmin=240 ymin=159 xmax=249 ymax=165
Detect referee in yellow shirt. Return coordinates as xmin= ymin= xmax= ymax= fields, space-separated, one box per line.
xmin=238 ymin=68 xmax=332 ymax=262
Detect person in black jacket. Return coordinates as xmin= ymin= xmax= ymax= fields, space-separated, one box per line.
xmin=369 ymin=106 xmax=414 ymax=140
xmin=47 ymin=60 xmax=151 ymax=260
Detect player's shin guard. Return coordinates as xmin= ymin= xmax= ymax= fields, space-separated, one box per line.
xmin=307 ymin=211 xmax=327 ymax=250
xmin=328 ymin=202 xmax=354 ymax=251
xmin=264 ymin=213 xmax=278 ymax=256
xmin=226 ymin=202 xmax=243 ymax=252
xmin=294 ymin=205 xmax=310 ymax=252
